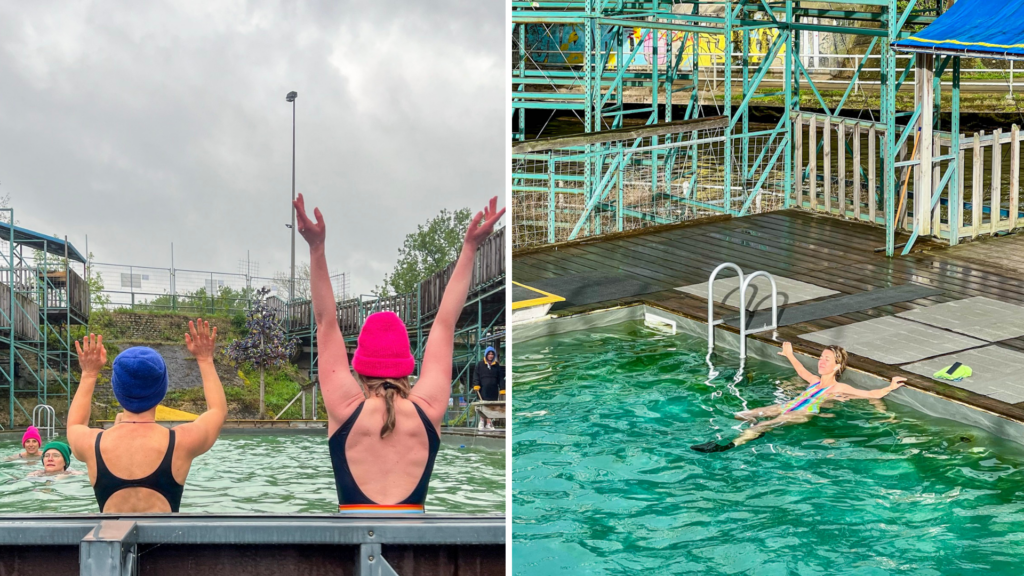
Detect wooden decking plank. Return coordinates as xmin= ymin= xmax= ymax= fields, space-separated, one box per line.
xmin=751 ymin=214 xmax=1024 ymax=302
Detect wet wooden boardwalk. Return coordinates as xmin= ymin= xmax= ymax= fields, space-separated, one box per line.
xmin=513 ymin=209 xmax=1024 ymax=423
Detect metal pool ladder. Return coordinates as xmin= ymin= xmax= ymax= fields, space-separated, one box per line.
xmin=707 ymin=263 xmax=779 ymax=359
xmin=32 ymin=404 xmax=56 ymax=440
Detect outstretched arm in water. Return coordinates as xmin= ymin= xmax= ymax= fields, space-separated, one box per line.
xmin=175 ymin=319 xmax=228 ymax=457
xmin=831 ymin=377 xmax=906 ymax=400
xmin=294 ymin=193 xmax=365 ymax=431
xmin=412 ymin=197 xmax=505 ymax=425
xmin=67 ymin=334 xmax=107 ymax=461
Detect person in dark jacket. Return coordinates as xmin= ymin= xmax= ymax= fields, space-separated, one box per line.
xmin=473 ymin=347 xmax=504 ymax=429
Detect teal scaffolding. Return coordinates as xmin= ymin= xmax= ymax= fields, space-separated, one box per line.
xmin=0 ymin=209 xmax=90 ymax=428
xmin=512 ymin=0 xmax=959 ymax=257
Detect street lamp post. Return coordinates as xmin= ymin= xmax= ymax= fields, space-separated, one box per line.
xmin=286 ymin=91 xmax=297 ymax=306
xmin=286 ymin=90 xmax=301 ymax=419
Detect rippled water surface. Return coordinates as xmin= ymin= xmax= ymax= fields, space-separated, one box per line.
xmin=513 ymin=321 xmax=1024 ymax=575
xmin=0 ymin=433 xmax=505 ymax=514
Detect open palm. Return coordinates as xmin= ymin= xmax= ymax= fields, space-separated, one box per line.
xmin=75 ymin=334 xmax=107 ymax=375
xmin=464 ymin=196 xmax=505 ymax=247
xmin=293 ymin=193 xmax=326 ymax=249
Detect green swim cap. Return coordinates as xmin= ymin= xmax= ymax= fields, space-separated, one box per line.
xmin=40 ymin=441 xmax=71 ymax=470
xmin=934 ymin=362 xmax=972 ymax=382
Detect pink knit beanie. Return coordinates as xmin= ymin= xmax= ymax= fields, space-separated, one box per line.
xmin=352 ymin=312 xmax=415 ymax=379
xmin=22 ymin=426 xmax=41 ymax=447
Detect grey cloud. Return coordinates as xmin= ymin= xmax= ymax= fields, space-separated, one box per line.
xmin=0 ymin=0 xmax=504 ymax=294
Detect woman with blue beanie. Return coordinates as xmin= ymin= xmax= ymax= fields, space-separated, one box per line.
xmin=294 ymin=193 xmax=503 ymax=513
xmin=66 ymin=321 xmax=227 ymax=512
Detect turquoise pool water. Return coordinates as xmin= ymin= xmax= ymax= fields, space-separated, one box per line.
xmin=0 ymin=433 xmax=505 ymax=514
xmin=513 ymin=320 xmax=1024 ymax=575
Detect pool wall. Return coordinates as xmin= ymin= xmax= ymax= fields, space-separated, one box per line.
xmin=0 ymin=515 xmax=504 ymax=576
xmin=513 ymin=305 xmax=1024 ymax=446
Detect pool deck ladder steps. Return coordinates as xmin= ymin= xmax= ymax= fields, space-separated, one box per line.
xmin=32 ymin=404 xmax=55 ymax=440
xmin=707 ymin=263 xmax=779 ymax=360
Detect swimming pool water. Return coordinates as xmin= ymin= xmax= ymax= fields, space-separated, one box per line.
xmin=513 ymin=321 xmax=1024 ymax=575
xmin=0 ymin=433 xmax=505 ymax=514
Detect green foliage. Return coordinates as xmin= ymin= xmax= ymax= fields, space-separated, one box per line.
xmin=375 ymin=207 xmax=471 ymax=297
xmin=225 ymin=288 xmax=296 ymax=371
xmin=162 ymin=362 xmax=320 ymax=420
xmin=139 ymin=285 xmax=253 ymax=316
xmin=86 ymin=253 xmax=111 ymax=309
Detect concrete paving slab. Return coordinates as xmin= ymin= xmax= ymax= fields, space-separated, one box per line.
xmin=901 ymin=345 xmax=1024 ymax=404
xmin=897 ymin=296 xmax=1024 ymax=342
xmin=677 ymin=275 xmax=838 ymax=311
xmin=799 ymin=316 xmax=987 ymax=365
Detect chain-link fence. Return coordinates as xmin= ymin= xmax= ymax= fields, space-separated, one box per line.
xmin=512 ymin=115 xmax=787 ymax=250
xmin=89 ymin=261 xmax=349 ymax=316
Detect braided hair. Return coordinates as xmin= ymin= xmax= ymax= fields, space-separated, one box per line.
xmin=358 ymin=376 xmax=412 ymax=438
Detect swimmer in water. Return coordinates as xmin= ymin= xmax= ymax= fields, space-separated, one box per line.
xmin=67 ymin=323 xmax=227 ymax=512
xmin=28 ymin=442 xmax=83 ymax=478
xmin=691 ymin=342 xmax=906 ymax=453
xmin=5 ymin=426 xmax=43 ymax=461
xmin=295 ymin=193 xmax=504 ymax=513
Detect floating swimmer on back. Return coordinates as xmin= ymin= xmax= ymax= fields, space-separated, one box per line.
xmin=691 ymin=342 xmax=906 ymax=453
xmin=5 ymin=426 xmax=43 ymax=462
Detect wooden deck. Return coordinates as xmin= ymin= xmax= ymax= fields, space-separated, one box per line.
xmin=513 ymin=209 xmax=1024 ymax=424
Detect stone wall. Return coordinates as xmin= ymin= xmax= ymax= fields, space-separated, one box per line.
xmin=102 ymin=312 xmax=235 ymax=344
xmin=94 ymin=312 xmax=244 ymax=399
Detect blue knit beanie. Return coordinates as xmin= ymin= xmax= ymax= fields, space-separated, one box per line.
xmin=111 ymin=347 xmax=168 ymax=413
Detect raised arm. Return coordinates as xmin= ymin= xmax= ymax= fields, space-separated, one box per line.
xmin=412 ymin=197 xmax=505 ymax=423
xmin=293 ymin=194 xmax=364 ymax=428
xmin=778 ymin=342 xmax=819 ymax=384
xmin=176 ymin=319 xmax=228 ymax=457
xmin=67 ymin=334 xmax=106 ymax=461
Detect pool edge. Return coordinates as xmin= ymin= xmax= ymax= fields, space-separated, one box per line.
xmin=512 ymin=303 xmax=1024 ymax=447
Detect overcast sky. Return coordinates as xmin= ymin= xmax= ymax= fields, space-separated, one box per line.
xmin=0 ymin=1 xmax=504 ymax=296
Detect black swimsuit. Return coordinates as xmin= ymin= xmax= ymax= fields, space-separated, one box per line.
xmin=328 ymin=401 xmax=440 ymax=513
xmin=93 ymin=430 xmax=185 ymax=513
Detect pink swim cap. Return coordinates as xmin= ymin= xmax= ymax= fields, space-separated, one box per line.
xmin=352 ymin=312 xmax=415 ymax=379
xmin=22 ymin=426 xmax=41 ymax=447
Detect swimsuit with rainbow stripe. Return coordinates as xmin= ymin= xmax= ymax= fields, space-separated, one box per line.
xmin=782 ymin=381 xmax=832 ymax=414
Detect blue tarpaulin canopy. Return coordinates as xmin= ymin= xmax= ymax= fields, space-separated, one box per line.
xmin=0 ymin=221 xmax=86 ymax=263
xmin=893 ymin=0 xmax=1024 ymax=60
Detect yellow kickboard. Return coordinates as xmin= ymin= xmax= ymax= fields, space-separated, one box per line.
xmin=155 ymin=405 xmax=199 ymax=421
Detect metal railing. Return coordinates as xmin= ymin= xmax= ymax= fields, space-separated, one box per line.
xmin=32 ymin=404 xmax=55 ymax=440
xmin=90 ymin=262 xmax=348 ymax=317
xmin=284 ymin=228 xmax=506 ymax=334
xmin=512 ymin=115 xmax=791 ymax=250
xmin=707 ymin=263 xmax=778 ymax=360
xmin=525 ymin=50 xmax=1024 ymax=93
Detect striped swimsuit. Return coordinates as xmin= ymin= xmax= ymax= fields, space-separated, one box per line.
xmin=782 ymin=381 xmax=832 ymax=414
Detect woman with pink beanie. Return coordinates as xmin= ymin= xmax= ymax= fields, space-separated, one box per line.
xmin=294 ymin=193 xmax=503 ymax=513
xmin=5 ymin=426 xmax=43 ymax=461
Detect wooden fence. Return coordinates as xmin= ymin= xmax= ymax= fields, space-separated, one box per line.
xmin=40 ymin=268 xmax=90 ymax=321
xmin=938 ymin=128 xmax=1022 ymax=239
xmin=284 ymin=227 xmax=505 ymax=334
xmin=0 ymin=282 xmax=41 ymax=341
xmin=793 ymin=111 xmax=1023 ymax=244
xmin=793 ymin=111 xmax=889 ymax=226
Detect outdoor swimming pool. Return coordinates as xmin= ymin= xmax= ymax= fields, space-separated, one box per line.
xmin=0 ymin=432 xmax=505 ymax=514
xmin=513 ymin=320 xmax=1024 ymax=575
